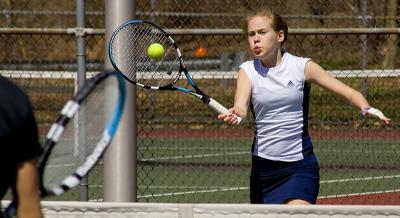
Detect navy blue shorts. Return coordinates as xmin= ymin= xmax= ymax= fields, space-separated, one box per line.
xmin=250 ymin=153 xmax=320 ymax=204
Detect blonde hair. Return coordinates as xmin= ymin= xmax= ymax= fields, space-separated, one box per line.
xmin=243 ymin=7 xmax=288 ymax=45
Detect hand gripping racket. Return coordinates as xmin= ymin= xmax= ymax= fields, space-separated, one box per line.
xmin=108 ymin=19 xmax=241 ymax=124
xmin=3 ymin=71 xmax=126 ymax=217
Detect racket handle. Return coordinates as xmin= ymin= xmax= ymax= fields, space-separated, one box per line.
xmin=208 ymin=98 xmax=242 ymax=124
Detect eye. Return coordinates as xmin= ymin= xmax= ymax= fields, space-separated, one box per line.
xmin=247 ymin=32 xmax=255 ymax=37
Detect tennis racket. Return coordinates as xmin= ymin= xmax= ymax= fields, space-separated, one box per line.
xmin=3 ymin=71 xmax=126 ymax=217
xmin=108 ymin=19 xmax=242 ymax=124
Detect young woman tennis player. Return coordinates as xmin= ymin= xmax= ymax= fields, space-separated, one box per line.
xmin=218 ymin=7 xmax=391 ymax=205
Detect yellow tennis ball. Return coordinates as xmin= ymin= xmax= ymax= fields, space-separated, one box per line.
xmin=147 ymin=43 xmax=165 ymax=60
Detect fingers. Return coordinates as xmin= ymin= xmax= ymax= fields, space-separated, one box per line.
xmin=362 ymin=107 xmax=391 ymax=124
xmin=217 ymin=114 xmax=227 ymax=120
xmin=217 ymin=108 xmax=242 ymax=125
xmin=225 ymin=114 xmax=241 ymax=125
xmin=379 ymin=115 xmax=391 ymax=124
xmin=217 ymin=109 xmax=232 ymax=120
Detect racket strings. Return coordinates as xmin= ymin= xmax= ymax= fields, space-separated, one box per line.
xmin=129 ymin=25 xmax=177 ymax=84
xmin=137 ymin=27 xmax=172 ymax=87
xmin=111 ymin=22 xmax=181 ymax=88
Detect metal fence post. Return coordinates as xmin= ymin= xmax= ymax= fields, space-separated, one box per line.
xmin=75 ymin=0 xmax=88 ymax=201
xmin=103 ymin=0 xmax=137 ymax=202
xmin=360 ymin=0 xmax=369 ymax=96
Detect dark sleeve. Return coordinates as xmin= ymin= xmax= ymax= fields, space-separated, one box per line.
xmin=1 ymin=82 xmax=44 ymax=163
xmin=14 ymin=99 xmax=42 ymax=162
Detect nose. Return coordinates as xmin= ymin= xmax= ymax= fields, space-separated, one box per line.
xmin=254 ymin=32 xmax=262 ymax=40
xmin=253 ymin=33 xmax=261 ymax=43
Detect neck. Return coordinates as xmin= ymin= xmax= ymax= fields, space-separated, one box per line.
xmin=260 ymin=49 xmax=283 ymax=68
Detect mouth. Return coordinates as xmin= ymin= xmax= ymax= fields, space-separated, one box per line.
xmin=253 ymin=47 xmax=262 ymax=54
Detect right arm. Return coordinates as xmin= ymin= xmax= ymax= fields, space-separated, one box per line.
xmin=218 ymin=68 xmax=251 ymax=125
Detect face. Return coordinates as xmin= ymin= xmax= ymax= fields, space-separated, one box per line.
xmin=247 ymin=16 xmax=284 ymax=59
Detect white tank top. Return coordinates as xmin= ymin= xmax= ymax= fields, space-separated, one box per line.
xmin=239 ymin=51 xmax=312 ymax=161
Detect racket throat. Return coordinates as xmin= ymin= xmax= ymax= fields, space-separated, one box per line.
xmin=185 ymin=91 xmax=209 ymax=104
xmin=198 ymin=93 xmax=211 ymax=104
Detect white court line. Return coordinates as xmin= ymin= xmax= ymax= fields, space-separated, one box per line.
xmin=320 ymin=175 xmax=400 ymax=184
xmin=139 ymin=187 xmax=249 ymax=198
xmin=319 ymin=189 xmax=400 ymax=199
xmin=140 ymin=151 xmax=248 ymax=161
xmin=144 ymin=146 xmax=245 ymax=151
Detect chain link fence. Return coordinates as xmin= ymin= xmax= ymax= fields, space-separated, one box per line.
xmin=1 ymin=0 xmax=399 ymax=204
xmin=2 ymin=0 xmax=399 ymax=28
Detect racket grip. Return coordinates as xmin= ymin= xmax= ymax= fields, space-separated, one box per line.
xmin=208 ymin=98 xmax=242 ymax=124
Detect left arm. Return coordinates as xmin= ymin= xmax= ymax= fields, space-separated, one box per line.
xmin=305 ymin=60 xmax=390 ymax=124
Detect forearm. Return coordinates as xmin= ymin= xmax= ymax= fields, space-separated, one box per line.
xmin=16 ymin=159 xmax=43 ymax=218
xmin=233 ymin=69 xmax=251 ymax=119
xmin=348 ymin=90 xmax=370 ymax=111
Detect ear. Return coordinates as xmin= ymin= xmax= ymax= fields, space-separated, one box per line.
xmin=277 ymin=30 xmax=285 ymax=43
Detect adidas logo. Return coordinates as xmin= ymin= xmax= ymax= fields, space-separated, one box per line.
xmin=287 ymin=80 xmax=295 ymax=87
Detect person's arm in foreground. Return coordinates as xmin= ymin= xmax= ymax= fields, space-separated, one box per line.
xmin=15 ymin=158 xmax=42 ymax=218
xmin=305 ymin=60 xmax=391 ymax=124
